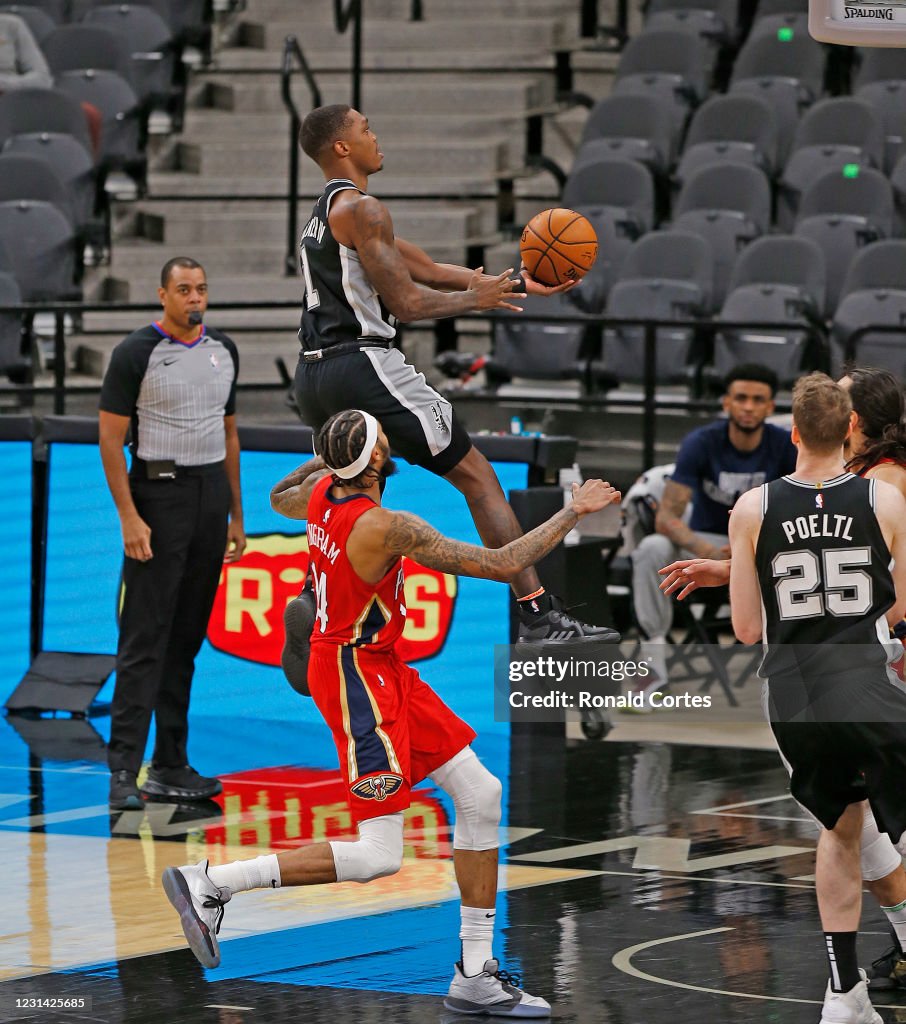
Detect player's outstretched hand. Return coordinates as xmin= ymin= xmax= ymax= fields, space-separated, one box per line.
xmin=658 ymin=558 xmax=731 ymax=600
xmin=468 ymin=267 xmax=526 ymax=312
xmin=570 ymin=479 xmax=621 ymax=517
xmin=520 ymin=264 xmax=578 ymax=296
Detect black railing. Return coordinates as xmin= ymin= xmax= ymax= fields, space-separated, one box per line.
xmin=334 ymin=0 xmax=363 ymax=110
xmin=0 ymin=302 xmax=847 ymax=472
xmin=281 ymin=36 xmax=323 ymax=277
xmin=844 ymin=321 xmax=906 ymax=365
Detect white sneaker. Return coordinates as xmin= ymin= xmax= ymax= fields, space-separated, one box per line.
xmin=161 ymin=858 xmax=231 ymax=968
xmin=819 ymin=971 xmax=882 ymax=1024
xmin=444 ymin=959 xmax=551 ymax=1017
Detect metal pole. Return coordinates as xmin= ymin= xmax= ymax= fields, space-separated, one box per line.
xmin=286 ymin=108 xmax=300 ymax=277
xmin=642 ymin=321 xmax=657 ymax=471
xmin=351 ymin=1 xmax=362 ymax=109
xmin=53 ymin=312 xmax=66 ymax=415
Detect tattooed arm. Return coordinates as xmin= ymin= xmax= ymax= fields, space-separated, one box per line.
xmin=333 ymin=194 xmax=524 ymax=321
xmin=654 ymin=480 xmax=728 ymax=559
xmin=349 ymin=479 xmax=621 ymax=584
xmin=270 ymin=456 xmax=329 ymax=520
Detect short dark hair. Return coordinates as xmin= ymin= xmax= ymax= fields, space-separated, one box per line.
xmin=299 ymin=104 xmax=352 ymax=163
xmin=316 ymin=409 xmax=379 ymax=490
xmin=724 ymin=363 xmax=779 ymax=397
xmin=792 ymin=372 xmax=852 ymax=454
xmin=160 ymin=256 xmax=204 ymax=288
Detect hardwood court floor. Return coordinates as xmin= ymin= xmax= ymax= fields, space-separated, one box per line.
xmin=1 ymin=712 xmax=905 ymax=1023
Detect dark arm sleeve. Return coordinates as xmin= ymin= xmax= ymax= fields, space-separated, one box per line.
xmin=220 ymin=332 xmax=239 ymax=416
xmin=98 ymin=333 xmax=152 ymax=415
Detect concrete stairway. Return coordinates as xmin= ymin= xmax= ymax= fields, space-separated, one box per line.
xmin=74 ymin=0 xmax=610 ymax=389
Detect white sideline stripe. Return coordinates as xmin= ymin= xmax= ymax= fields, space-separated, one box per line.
xmin=363 ymin=348 xmax=444 ymax=455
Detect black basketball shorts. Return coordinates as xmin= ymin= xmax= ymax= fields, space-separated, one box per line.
xmin=294 ymin=347 xmax=472 ymax=476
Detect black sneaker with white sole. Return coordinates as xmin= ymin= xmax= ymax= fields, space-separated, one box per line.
xmin=141 ymin=764 xmax=222 ymax=802
xmin=517 ymin=597 xmax=620 ymax=653
xmin=868 ymin=928 xmax=906 ymax=990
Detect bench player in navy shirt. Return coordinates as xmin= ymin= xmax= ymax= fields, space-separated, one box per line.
xmin=631 ymin=363 xmax=796 ymax=684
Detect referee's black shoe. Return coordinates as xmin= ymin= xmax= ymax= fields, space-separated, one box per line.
xmin=141 ymin=765 xmax=222 ymax=802
xmin=517 ymin=595 xmax=620 ymax=651
xmin=868 ymin=928 xmax=906 ymax=990
xmin=109 ymin=769 xmax=143 ymax=811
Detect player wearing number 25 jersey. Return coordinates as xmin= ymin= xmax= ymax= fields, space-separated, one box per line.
xmin=730 ymin=374 xmax=906 ymax=1024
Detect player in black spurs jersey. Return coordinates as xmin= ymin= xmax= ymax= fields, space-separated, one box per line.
xmin=285 ymin=103 xmax=621 ymax=656
xmin=729 ymin=373 xmax=906 ymax=1024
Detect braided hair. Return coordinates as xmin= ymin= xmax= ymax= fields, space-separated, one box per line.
xmin=845 ymin=366 xmax=906 ymax=473
xmin=315 ymin=409 xmax=380 ymax=489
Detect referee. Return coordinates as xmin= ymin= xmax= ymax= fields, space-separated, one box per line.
xmin=99 ymin=257 xmax=246 ymax=811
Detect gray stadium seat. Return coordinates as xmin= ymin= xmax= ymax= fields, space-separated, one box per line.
xmin=794 ymin=166 xmax=894 ymax=315
xmin=0 ymin=135 xmax=98 ymax=237
xmin=0 ymin=3 xmax=55 ymax=40
xmin=713 ymin=237 xmax=828 ymax=385
xmin=562 ymin=155 xmax=655 ymax=234
xmin=41 ymin=24 xmax=136 ymax=87
xmin=0 ymin=86 xmax=93 ymax=158
xmin=0 ymin=152 xmax=76 ymax=228
xmin=747 ymin=11 xmax=809 ymax=41
xmin=561 ymin=158 xmax=656 ymax=309
xmin=730 ymin=29 xmax=826 ymax=161
xmin=779 ymin=99 xmax=884 ymax=229
xmin=0 ymin=199 xmax=79 ymax=301
xmin=839 ymin=240 xmax=906 ymax=299
xmin=645 ymin=0 xmax=740 ymax=43
xmin=83 ymin=4 xmax=176 ymax=108
xmin=579 ymin=94 xmax=678 ymax=175
xmin=613 ymin=29 xmax=710 ymax=132
xmin=488 ymin=293 xmax=596 ymax=389
xmin=831 ymin=291 xmax=906 ymax=377
xmin=853 ymin=47 xmax=906 ymax=171
xmin=889 ymin=152 xmax=906 ymax=233
xmin=603 ymin=230 xmax=714 ymax=384
xmin=672 ymin=162 xmax=772 ymax=304
xmin=674 ymin=93 xmax=779 ymax=190
xmin=56 ymin=68 xmax=145 ymax=180
xmin=754 ymin=0 xmax=808 ymax=15
xmin=727 ymin=234 xmax=826 ymax=311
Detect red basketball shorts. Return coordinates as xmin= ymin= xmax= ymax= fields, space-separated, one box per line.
xmin=308 ymin=643 xmax=477 ymax=823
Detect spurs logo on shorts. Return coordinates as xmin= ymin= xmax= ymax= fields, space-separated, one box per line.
xmin=350 ymin=772 xmax=404 ymax=801
xmin=430 ymin=401 xmax=450 ymax=436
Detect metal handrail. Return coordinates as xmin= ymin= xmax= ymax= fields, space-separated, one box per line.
xmin=334 ymin=0 xmax=363 ymax=109
xmin=0 ymin=301 xmax=837 ymax=469
xmin=280 ymin=36 xmax=323 ymax=278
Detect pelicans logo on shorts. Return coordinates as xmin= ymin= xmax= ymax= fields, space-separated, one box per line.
xmin=350 ymin=773 xmax=404 ymax=801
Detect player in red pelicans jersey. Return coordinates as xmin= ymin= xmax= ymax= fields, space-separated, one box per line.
xmin=161 ymin=408 xmax=621 ymax=1017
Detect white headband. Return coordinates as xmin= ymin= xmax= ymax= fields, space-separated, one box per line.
xmin=326 ymin=410 xmax=379 ymax=479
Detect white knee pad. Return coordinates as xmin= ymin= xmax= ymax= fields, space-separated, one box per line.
xmin=862 ymin=805 xmax=902 ymax=882
xmin=429 ymin=746 xmax=502 ymax=852
xmin=329 ymin=812 xmax=404 ymax=883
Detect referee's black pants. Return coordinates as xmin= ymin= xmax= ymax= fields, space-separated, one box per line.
xmin=107 ymin=464 xmax=230 ymax=776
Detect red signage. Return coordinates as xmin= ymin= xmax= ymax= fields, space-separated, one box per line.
xmin=207 ymin=534 xmax=457 ymax=665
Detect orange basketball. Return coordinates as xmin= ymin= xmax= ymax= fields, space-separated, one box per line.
xmin=520 ymin=208 xmax=598 ymax=287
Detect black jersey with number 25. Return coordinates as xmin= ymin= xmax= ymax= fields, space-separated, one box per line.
xmin=755 ymin=473 xmax=895 ymax=675
xmin=297 ymin=178 xmax=397 ymax=351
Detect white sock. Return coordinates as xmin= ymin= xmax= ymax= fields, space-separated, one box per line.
xmin=460 ymin=905 xmax=495 ymax=977
xmin=882 ymin=899 xmax=906 ymax=952
xmin=207 ymin=854 xmax=281 ymax=894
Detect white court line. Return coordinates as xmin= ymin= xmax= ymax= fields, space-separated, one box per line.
xmin=0 ymin=764 xmax=109 ymax=775
xmin=205 ymin=1006 xmax=255 ymax=1012
xmin=612 ymin=927 xmax=906 ymax=1008
xmin=691 ymin=794 xmax=793 ymax=813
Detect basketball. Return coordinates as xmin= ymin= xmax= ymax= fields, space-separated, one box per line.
xmin=520 ymin=208 xmax=598 ymax=287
